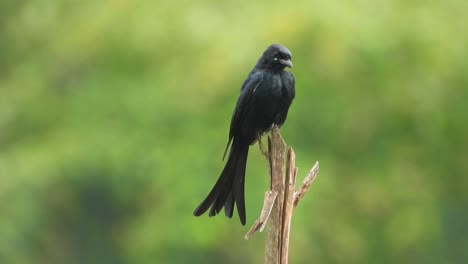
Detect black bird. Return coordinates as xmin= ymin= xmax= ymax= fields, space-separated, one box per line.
xmin=193 ymin=44 xmax=295 ymax=225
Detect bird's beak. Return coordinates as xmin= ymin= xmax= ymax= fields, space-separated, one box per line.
xmin=280 ymin=59 xmax=293 ymax=68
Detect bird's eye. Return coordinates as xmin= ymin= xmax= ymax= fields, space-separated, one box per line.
xmin=274 ymin=57 xmax=278 ymax=61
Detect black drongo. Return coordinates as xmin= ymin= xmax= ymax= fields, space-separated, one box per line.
xmin=193 ymin=44 xmax=295 ymax=225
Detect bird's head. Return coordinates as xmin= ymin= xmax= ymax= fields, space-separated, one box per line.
xmin=256 ymin=44 xmax=293 ymax=71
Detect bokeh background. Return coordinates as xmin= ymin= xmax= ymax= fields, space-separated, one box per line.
xmin=1 ymin=1 xmax=467 ymax=263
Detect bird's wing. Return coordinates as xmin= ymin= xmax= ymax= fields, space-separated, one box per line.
xmin=222 ymin=71 xmax=264 ymax=160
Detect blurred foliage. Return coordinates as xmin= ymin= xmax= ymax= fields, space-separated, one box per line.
xmin=1 ymin=0 xmax=467 ymax=263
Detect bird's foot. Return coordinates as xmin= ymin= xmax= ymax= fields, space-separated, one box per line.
xmin=257 ymin=134 xmax=270 ymax=159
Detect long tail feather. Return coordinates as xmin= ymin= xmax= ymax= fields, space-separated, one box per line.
xmin=193 ymin=140 xmax=249 ymax=225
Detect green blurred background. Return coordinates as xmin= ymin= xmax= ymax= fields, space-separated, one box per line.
xmin=1 ymin=1 xmax=467 ymax=263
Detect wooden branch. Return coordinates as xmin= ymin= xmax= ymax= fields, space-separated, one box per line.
xmin=279 ymin=147 xmax=297 ymax=263
xmin=244 ymin=126 xmax=320 ymax=264
xmin=294 ymin=161 xmax=319 ymax=208
xmin=244 ymin=191 xmax=278 ymax=239
xmin=265 ymin=126 xmax=287 ymax=264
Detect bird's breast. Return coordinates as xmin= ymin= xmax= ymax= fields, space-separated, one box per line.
xmin=255 ymin=73 xmax=282 ymax=96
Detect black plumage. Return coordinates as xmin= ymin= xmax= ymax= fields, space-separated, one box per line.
xmin=193 ymin=44 xmax=295 ymax=225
